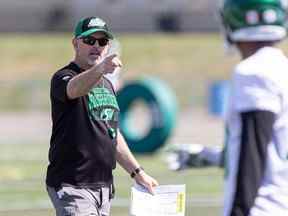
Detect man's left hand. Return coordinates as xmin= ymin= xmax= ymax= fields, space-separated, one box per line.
xmin=134 ymin=171 xmax=159 ymax=195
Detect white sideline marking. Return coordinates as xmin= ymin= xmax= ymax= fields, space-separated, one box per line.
xmin=0 ymin=197 xmax=222 ymax=212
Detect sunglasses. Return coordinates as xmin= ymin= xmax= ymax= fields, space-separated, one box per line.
xmin=82 ymin=36 xmax=109 ymax=47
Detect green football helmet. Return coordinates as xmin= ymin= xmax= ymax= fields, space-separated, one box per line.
xmin=220 ymin=0 xmax=288 ymax=42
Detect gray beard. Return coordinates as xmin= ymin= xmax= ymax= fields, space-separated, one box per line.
xmin=87 ymin=56 xmax=103 ymax=66
xmin=87 ymin=59 xmax=96 ymax=66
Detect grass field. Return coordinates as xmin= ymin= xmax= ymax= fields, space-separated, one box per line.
xmin=0 ymin=33 xmax=240 ymax=111
xmin=0 ymin=33 xmax=236 ymax=80
xmin=3 ymin=33 xmax=288 ymax=111
xmin=0 ymin=142 xmax=223 ymax=216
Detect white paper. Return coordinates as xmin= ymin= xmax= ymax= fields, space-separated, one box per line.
xmin=130 ymin=184 xmax=186 ymax=216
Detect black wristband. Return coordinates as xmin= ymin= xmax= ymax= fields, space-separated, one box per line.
xmin=130 ymin=167 xmax=144 ymax=178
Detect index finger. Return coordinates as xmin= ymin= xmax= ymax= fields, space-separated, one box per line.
xmin=112 ymin=58 xmax=123 ymax=67
xmin=152 ymin=179 xmax=159 ymax=187
xmin=147 ymin=184 xmax=155 ymax=195
xmin=106 ymin=54 xmax=118 ymax=60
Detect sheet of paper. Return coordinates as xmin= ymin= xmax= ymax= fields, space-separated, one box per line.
xmin=130 ymin=184 xmax=186 ymax=216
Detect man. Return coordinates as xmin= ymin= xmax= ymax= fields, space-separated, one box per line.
xmin=46 ymin=16 xmax=158 ymax=216
xmin=220 ymin=0 xmax=288 ymax=215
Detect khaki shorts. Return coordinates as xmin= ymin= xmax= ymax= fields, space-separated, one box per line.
xmin=47 ymin=185 xmax=111 ymax=216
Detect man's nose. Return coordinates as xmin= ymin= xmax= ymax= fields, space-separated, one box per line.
xmin=90 ymin=47 xmax=101 ymax=53
xmin=92 ymin=40 xmax=101 ymax=47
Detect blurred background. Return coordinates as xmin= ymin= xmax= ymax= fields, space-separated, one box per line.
xmin=0 ymin=0 xmax=267 ymax=215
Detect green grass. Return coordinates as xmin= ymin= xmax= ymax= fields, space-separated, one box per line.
xmin=0 ymin=33 xmax=236 ymax=80
xmin=0 ymin=207 xmax=222 ymax=216
xmin=0 ymin=33 xmax=239 ymax=111
xmin=3 ymin=33 xmax=288 ymax=111
xmin=0 ymin=142 xmax=224 ymax=215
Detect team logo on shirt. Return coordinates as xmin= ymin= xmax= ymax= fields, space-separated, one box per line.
xmin=87 ymin=87 xmax=119 ymax=121
xmin=62 ymin=75 xmax=71 ymax=81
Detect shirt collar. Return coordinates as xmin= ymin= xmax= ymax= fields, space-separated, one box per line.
xmin=69 ymin=62 xmax=85 ymax=74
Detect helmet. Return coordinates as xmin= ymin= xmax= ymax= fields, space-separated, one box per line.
xmin=220 ymin=0 xmax=288 ymax=42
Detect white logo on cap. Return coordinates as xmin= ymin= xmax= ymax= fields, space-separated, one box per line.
xmin=246 ymin=10 xmax=259 ymax=25
xmin=263 ymin=9 xmax=277 ymax=23
xmin=88 ymin=18 xmax=105 ymax=28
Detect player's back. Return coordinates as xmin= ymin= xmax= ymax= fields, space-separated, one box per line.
xmin=228 ymin=46 xmax=288 ymax=215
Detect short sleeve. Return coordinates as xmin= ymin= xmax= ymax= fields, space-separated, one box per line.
xmin=51 ymin=70 xmax=75 ymax=102
xmin=232 ymin=73 xmax=281 ymax=114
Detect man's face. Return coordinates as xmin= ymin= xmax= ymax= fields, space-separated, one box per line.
xmin=73 ymin=32 xmax=110 ymax=67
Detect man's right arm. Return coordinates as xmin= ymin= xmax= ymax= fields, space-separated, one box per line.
xmin=67 ymin=54 xmax=122 ymax=99
xmin=66 ymin=65 xmax=103 ymax=99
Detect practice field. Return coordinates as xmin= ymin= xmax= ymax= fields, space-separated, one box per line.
xmin=2 ymin=33 xmax=288 ymax=111
xmin=0 ymin=142 xmax=223 ymax=216
xmin=1 ymin=33 xmax=240 ymax=111
xmin=0 ymin=108 xmax=224 ymax=216
xmin=1 ymin=33 xmax=236 ymax=80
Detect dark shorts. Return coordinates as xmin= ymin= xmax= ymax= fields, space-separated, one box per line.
xmin=47 ymin=185 xmax=112 ymax=216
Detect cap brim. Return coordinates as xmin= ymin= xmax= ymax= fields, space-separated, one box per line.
xmin=79 ymin=29 xmax=114 ymax=39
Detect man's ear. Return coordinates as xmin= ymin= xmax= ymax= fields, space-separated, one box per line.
xmin=72 ymin=38 xmax=78 ymax=50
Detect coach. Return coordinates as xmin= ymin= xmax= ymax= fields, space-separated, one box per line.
xmin=46 ymin=16 xmax=158 ymax=216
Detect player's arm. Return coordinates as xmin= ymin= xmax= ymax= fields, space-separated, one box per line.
xmin=116 ymin=130 xmax=158 ymax=194
xmin=67 ymin=54 xmax=121 ymax=99
xmin=230 ymin=110 xmax=275 ymax=216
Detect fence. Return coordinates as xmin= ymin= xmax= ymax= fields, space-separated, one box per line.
xmin=0 ymin=0 xmax=220 ymax=32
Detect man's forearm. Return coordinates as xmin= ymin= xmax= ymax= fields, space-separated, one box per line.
xmin=116 ymin=131 xmax=159 ymax=193
xmin=116 ymin=131 xmax=141 ymax=174
xmin=67 ymin=67 xmax=103 ymax=99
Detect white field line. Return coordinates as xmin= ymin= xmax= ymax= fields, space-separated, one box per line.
xmin=0 ymin=197 xmax=223 ymax=212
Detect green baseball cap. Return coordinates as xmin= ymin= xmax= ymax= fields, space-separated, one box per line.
xmin=74 ymin=17 xmax=114 ymax=39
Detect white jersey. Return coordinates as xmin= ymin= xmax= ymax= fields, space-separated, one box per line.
xmin=224 ymin=47 xmax=288 ymax=216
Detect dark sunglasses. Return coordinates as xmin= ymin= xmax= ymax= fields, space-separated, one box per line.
xmin=82 ymin=36 xmax=109 ymax=47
